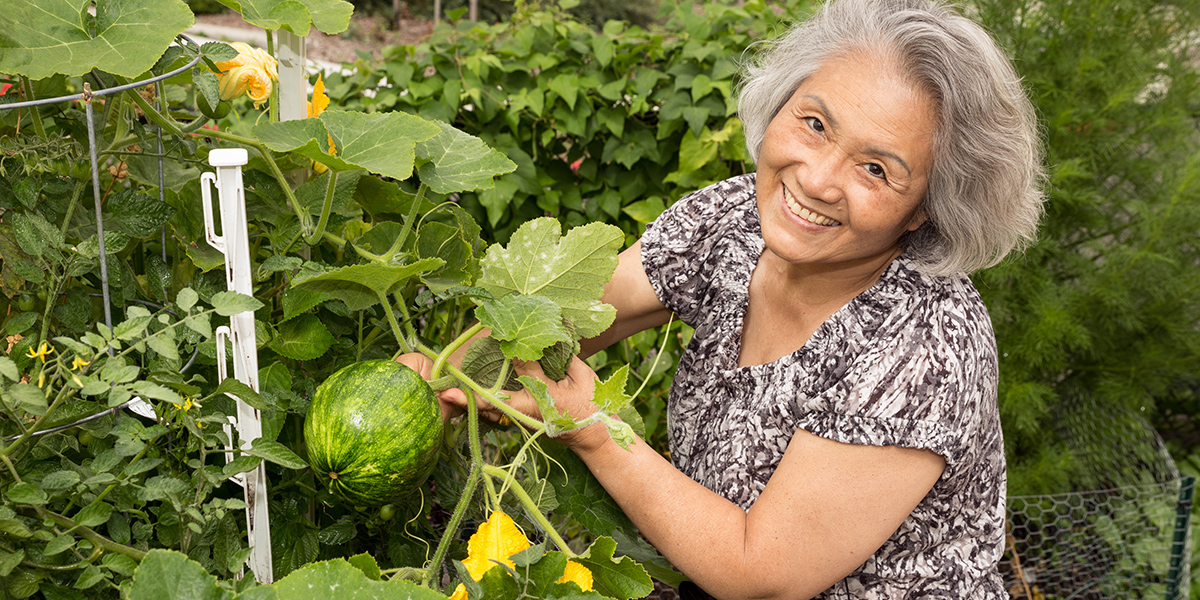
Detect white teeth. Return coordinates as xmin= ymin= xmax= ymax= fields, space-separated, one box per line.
xmin=784 ymin=188 xmax=841 ymax=226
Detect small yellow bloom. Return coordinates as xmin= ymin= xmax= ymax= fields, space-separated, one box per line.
xmin=181 ymin=397 xmax=194 ymax=412
xmin=25 ymin=342 xmax=53 ymax=363
xmin=71 ymin=356 xmax=90 ymax=371
xmin=307 ymin=75 xmax=336 ymax=174
xmin=214 ymin=42 xmax=278 ymax=108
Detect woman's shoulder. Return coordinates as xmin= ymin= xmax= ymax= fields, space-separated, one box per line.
xmin=644 ymin=173 xmax=758 ymax=249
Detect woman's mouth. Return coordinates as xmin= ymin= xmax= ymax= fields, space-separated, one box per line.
xmin=784 ymin=186 xmax=841 ymax=226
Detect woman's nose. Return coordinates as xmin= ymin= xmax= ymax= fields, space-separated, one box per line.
xmin=798 ymin=148 xmax=845 ymax=204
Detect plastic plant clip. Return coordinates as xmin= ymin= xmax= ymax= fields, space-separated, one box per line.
xmin=201 ymin=148 xmax=274 ymax=583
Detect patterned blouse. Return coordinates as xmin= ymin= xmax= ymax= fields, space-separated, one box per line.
xmin=640 ymin=174 xmax=1007 ymax=599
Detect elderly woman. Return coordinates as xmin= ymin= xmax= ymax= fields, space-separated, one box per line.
xmin=416 ymin=0 xmax=1044 ymax=597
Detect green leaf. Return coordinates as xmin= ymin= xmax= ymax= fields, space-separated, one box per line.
xmin=7 ymin=383 xmax=48 ymax=416
xmin=6 ymin=482 xmax=48 ymax=505
xmin=104 ymin=189 xmax=176 ymax=238
xmin=269 ymin=314 xmax=334 ymax=361
xmin=253 ymin=111 xmax=441 ymax=180
xmin=4 ymin=312 xmax=37 ymax=336
xmin=518 ymin=375 xmax=577 ymax=436
xmin=222 ymin=455 xmax=262 ymax=479
xmin=256 ymin=558 xmax=448 ymax=599
xmin=131 ymin=381 xmax=184 ymax=406
xmin=548 ymin=74 xmax=580 ymax=110
xmin=200 ymin=41 xmax=238 ymax=62
xmin=345 ymin=552 xmax=381 ymax=580
xmin=11 ymin=212 xmax=63 ymax=260
xmin=0 ymin=549 xmax=23 ymax=577
xmin=476 ymin=295 xmax=571 ymax=361
xmin=74 ymin=564 xmax=107 ymax=589
xmin=478 ymin=218 xmax=622 ymax=338
xmin=592 ymin=365 xmax=632 ymax=414
xmin=128 ymin=549 xmax=229 ymax=600
xmin=176 ymin=288 xmax=199 ymax=312
xmin=0 ymin=0 xmax=193 ymax=79
xmin=245 ymin=438 xmax=307 ymax=469
xmin=280 ymin=287 xmax=331 ymax=322
xmin=210 ymin=291 xmax=264 ymax=316
xmin=215 ymin=377 xmax=266 ymax=411
xmin=43 ymin=534 xmax=75 ymax=556
xmin=291 ymin=260 xmax=443 ymax=311
xmin=73 ymin=502 xmax=113 ymax=528
xmin=219 ymin=0 xmax=353 ymax=35
xmin=41 ymin=470 xmax=81 ymax=490
xmin=415 ymin=222 xmax=475 ymax=293
xmin=415 ymin=121 xmax=517 ymax=194
xmin=317 ymin=522 xmax=357 ymax=546
xmin=574 ymin=537 xmax=653 ymax=600
xmin=0 ymin=356 xmax=19 ymax=381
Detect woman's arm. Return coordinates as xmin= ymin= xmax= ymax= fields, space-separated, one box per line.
xmin=514 ymin=359 xmax=946 ymax=600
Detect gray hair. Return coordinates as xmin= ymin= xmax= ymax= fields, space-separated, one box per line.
xmin=738 ymin=0 xmax=1044 ymax=275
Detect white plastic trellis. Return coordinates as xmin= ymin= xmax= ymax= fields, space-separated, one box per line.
xmin=201 ymin=148 xmax=273 ymax=583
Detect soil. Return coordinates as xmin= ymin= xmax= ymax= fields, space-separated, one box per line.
xmin=193 ymin=11 xmax=435 ymax=65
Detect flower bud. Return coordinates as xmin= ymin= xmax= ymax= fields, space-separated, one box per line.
xmin=214 ymin=42 xmax=278 ymax=108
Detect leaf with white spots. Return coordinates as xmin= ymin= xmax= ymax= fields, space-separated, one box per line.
xmin=476 ymin=295 xmax=572 ymax=361
xmin=477 ymin=218 xmax=623 ymax=338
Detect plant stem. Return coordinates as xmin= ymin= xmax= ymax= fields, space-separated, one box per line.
xmin=37 ymin=508 xmax=146 ymax=562
xmin=304 ymin=171 xmax=339 ymax=245
xmin=20 ymin=76 xmax=47 ymax=139
xmin=417 ymin=342 xmax=544 ymax=431
xmin=378 ymin=291 xmax=413 ymax=353
xmin=423 ymin=393 xmax=485 ymax=589
xmin=431 ymin=323 xmax=484 ymax=380
xmin=482 ymin=464 xmax=574 ymax=557
xmin=382 ymin=183 xmax=427 ymax=262
xmin=1 ymin=384 xmax=79 ymax=460
xmin=196 ymin=128 xmax=313 ymax=235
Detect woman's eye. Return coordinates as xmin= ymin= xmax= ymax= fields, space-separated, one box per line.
xmin=866 ymin=163 xmax=887 ymax=180
xmin=803 ymin=117 xmax=825 ymax=134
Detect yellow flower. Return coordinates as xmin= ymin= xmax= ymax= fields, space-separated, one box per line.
xmin=307 ymin=75 xmax=336 ymax=174
xmin=180 ymin=397 xmax=194 ymax=412
xmin=25 ymin=342 xmax=53 ymax=363
xmin=559 ymin=560 xmax=594 ymax=592
xmin=215 ymin=42 xmax=278 ymax=108
xmin=448 ymin=510 xmax=593 ymax=599
xmin=70 ymin=356 xmax=90 ymax=371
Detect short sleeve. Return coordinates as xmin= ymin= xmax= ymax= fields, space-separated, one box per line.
xmin=793 ymin=279 xmax=998 ymax=467
xmin=641 ymin=174 xmax=758 ymax=325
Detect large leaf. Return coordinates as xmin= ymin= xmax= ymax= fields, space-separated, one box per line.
xmin=215 ymin=0 xmax=353 ymax=35
xmin=290 ymin=260 xmax=443 ymax=311
xmin=573 ymin=537 xmax=653 ymax=600
xmin=253 ymin=111 xmax=441 ymax=181
xmin=269 ymin=313 xmax=334 ymax=360
xmin=0 ymin=0 xmax=194 ymax=79
xmin=478 ymin=218 xmax=623 ymax=338
xmin=415 ymin=121 xmax=517 ymax=194
xmin=237 ymin=558 xmax=447 ymax=600
xmin=127 ymin=550 xmax=230 ymax=600
xmin=476 ymin=295 xmax=571 ymax=361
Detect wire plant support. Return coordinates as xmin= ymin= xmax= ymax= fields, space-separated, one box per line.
xmin=0 ymin=35 xmax=275 ymax=584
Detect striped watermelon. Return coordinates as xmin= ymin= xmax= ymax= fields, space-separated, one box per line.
xmin=304 ymin=360 xmax=443 ymax=506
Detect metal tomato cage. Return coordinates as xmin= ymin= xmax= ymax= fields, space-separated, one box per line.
xmin=1 ymin=34 xmax=275 ymax=583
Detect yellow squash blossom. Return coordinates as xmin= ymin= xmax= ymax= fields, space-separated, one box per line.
xmin=307 ymin=75 xmax=336 ymax=173
xmin=449 ymin=510 xmax=594 ymax=600
xmin=215 ymin=42 xmax=278 ymax=108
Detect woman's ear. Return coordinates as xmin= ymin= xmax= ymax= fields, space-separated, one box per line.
xmin=906 ymin=206 xmax=929 ymax=232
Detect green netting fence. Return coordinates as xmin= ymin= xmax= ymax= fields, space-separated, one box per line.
xmin=1000 ymin=397 xmax=1193 ymax=599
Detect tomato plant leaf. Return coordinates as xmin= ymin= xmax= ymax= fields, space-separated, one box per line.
xmin=0 ymin=549 xmax=23 ymax=578
xmin=478 ymin=218 xmax=622 ymax=338
xmin=280 ymin=288 xmax=331 ymax=322
xmin=269 ymin=314 xmax=334 ymax=361
xmin=6 ymin=482 xmax=47 ymax=506
xmin=245 ymin=438 xmax=307 ymax=469
xmin=415 ymin=121 xmax=517 ymax=194
xmin=290 ymin=259 xmax=443 ymax=311
xmin=210 ymin=291 xmax=264 ymax=317
xmin=43 ymin=533 xmax=75 ymax=556
xmin=73 ymin=502 xmax=113 ymax=528
xmin=476 ymin=295 xmax=571 ymax=362
xmin=128 ymin=549 xmax=228 ymax=600
xmin=0 ymin=0 xmax=193 ymax=79
xmin=0 ymin=356 xmax=18 ymax=382
xmin=7 ymin=383 xmax=48 ymax=416
xmin=215 ymin=377 xmax=266 ymax=411
xmin=104 ymin=189 xmax=177 ymax=238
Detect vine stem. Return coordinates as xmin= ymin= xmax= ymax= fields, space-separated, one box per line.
xmin=37 ymin=508 xmax=147 ymax=562
xmin=431 ymin=322 xmax=484 ymax=380
xmin=122 ymin=89 xmax=313 ymax=235
xmin=378 ymin=291 xmax=414 ymax=354
xmin=19 ymin=76 xmax=47 ymax=139
xmin=303 ymin=171 xmax=339 ymax=245
xmin=481 ymin=464 xmax=575 ymax=557
xmin=416 ymin=342 xmax=544 ymax=432
xmin=422 ymin=392 xmax=484 ymax=589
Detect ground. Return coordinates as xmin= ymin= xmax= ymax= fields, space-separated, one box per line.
xmin=193 ymin=11 xmax=435 ymax=65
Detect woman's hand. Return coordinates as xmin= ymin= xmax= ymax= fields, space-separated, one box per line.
xmin=394 ymin=353 xmax=469 ymax=424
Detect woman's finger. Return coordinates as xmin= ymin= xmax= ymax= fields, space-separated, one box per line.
xmin=394 ymin=353 xmax=433 ymax=380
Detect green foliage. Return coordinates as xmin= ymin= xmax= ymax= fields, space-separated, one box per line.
xmin=970 ymin=0 xmax=1200 ymax=494
xmin=323 ymin=0 xmax=808 ymax=244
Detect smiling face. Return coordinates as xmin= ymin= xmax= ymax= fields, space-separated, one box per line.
xmin=754 ymin=52 xmax=937 ymax=279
